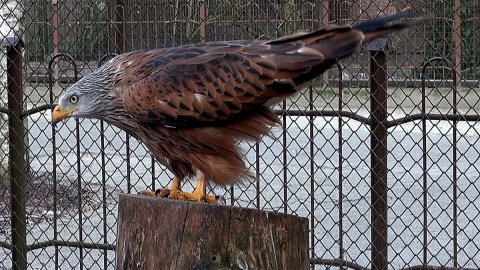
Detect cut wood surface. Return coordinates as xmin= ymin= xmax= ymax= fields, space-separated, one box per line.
xmin=116 ymin=194 xmax=309 ymax=270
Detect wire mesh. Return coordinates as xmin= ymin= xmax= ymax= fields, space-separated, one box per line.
xmin=0 ymin=0 xmax=479 ymax=269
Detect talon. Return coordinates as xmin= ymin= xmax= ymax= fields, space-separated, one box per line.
xmin=139 ymin=174 xmax=218 ymax=203
xmin=139 ymin=190 xmax=156 ymax=196
xmin=180 ymin=171 xmax=217 ymax=203
xmin=156 ymin=188 xmax=170 ymax=198
xmin=149 ymin=177 xmax=183 ymax=198
xmin=178 ymin=188 xmax=217 ymax=203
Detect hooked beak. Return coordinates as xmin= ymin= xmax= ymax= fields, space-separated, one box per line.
xmin=52 ymin=105 xmax=76 ymax=124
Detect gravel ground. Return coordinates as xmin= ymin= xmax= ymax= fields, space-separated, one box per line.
xmin=0 ymin=172 xmax=117 ymax=236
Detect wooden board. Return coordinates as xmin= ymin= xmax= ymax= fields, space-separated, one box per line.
xmin=116 ymin=194 xmax=309 ymax=270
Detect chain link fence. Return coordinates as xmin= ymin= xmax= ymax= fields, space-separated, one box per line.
xmin=1 ymin=0 xmax=480 ymax=269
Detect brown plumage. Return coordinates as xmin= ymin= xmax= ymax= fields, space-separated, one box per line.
xmin=52 ymin=10 xmax=419 ymax=201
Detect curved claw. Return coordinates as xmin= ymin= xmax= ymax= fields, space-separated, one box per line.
xmin=139 ymin=190 xmax=156 ymax=196
xmin=160 ymin=186 xmax=217 ymax=203
xmin=139 ymin=175 xmax=218 ymax=203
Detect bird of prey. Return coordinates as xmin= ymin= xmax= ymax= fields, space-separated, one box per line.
xmin=52 ymin=10 xmax=418 ymax=203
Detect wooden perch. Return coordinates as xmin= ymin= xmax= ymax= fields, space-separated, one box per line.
xmin=116 ymin=194 xmax=309 ymax=270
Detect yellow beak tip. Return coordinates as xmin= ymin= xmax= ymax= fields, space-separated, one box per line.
xmin=52 ymin=105 xmax=74 ymax=124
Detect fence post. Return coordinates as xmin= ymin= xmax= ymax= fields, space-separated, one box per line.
xmin=108 ymin=0 xmax=126 ymax=53
xmin=51 ymin=0 xmax=60 ymax=85
xmin=366 ymin=38 xmax=389 ymax=270
xmin=199 ymin=1 xmax=206 ymax=42
xmin=3 ymin=36 xmax=27 ymax=270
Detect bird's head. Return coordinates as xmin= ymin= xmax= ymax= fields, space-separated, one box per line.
xmin=52 ymin=67 xmax=119 ymax=124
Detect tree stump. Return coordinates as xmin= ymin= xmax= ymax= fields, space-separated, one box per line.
xmin=116 ymin=194 xmax=309 ymax=270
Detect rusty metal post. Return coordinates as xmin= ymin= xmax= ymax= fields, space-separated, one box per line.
xmin=322 ymin=0 xmax=330 ymax=85
xmin=107 ymin=0 xmax=126 ymax=53
xmin=4 ymin=36 xmax=27 ymax=270
xmin=453 ymin=0 xmax=462 ymax=83
xmin=118 ymin=0 xmax=126 ymax=53
xmin=199 ymin=1 xmax=206 ymax=42
xmin=366 ymin=38 xmax=389 ymax=270
xmin=51 ymin=0 xmax=60 ymax=84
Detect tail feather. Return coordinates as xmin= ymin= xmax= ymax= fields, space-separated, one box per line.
xmin=354 ymin=9 xmax=420 ymax=43
xmin=353 ymin=9 xmax=416 ymax=32
xmin=265 ymin=9 xmax=421 ymax=86
xmin=310 ymin=9 xmax=420 ymax=59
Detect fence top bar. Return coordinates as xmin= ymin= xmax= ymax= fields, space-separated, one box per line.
xmin=2 ymin=36 xmax=24 ymax=48
xmin=365 ymin=37 xmax=388 ymax=51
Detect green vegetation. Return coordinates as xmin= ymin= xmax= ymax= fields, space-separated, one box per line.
xmin=426 ymin=0 xmax=480 ymax=79
xmin=23 ymin=0 xmax=108 ymax=61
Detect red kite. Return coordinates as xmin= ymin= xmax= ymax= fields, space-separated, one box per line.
xmin=52 ymin=10 xmax=418 ymax=203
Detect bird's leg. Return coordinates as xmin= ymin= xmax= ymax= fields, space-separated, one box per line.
xmin=160 ymin=170 xmax=217 ymax=203
xmin=140 ymin=177 xmax=182 ymax=197
xmin=140 ymin=172 xmax=217 ymax=203
xmin=180 ymin=171 xmax=217 ymax=203
xmin=157 ymin=177 xmax=183 ymax=198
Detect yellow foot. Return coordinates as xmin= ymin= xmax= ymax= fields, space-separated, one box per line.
xmin=138 ymin=188 xmax=181 ymax=197
xmin=138 ymin=174 xmax=218 ymax=203
xmin=159 ymin=188 xmax=217 ymax=203
xmin=139 ymin=177 xmax=183 ymax=198
xmin=139 ymin=189 xmax=156 ymax=196
xmin=139 ymin=188 xmax=217 ymax=203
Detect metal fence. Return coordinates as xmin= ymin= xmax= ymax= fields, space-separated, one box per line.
xmin=1 ymin=0 xmax=480 ymax=269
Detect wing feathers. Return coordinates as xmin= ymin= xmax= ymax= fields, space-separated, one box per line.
xmin=118 ymin=11 xmax=417 ymax=127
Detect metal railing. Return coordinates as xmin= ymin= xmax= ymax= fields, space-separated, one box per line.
xmin=2 ymin=37 xmax=480 ymax=270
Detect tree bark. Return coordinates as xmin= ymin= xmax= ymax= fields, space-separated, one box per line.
xmin=116 ymin=194 xmax=309 ymax=270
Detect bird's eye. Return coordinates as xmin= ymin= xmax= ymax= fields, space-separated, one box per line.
xmin=69 ymin=95 xmax=78 ymax=104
